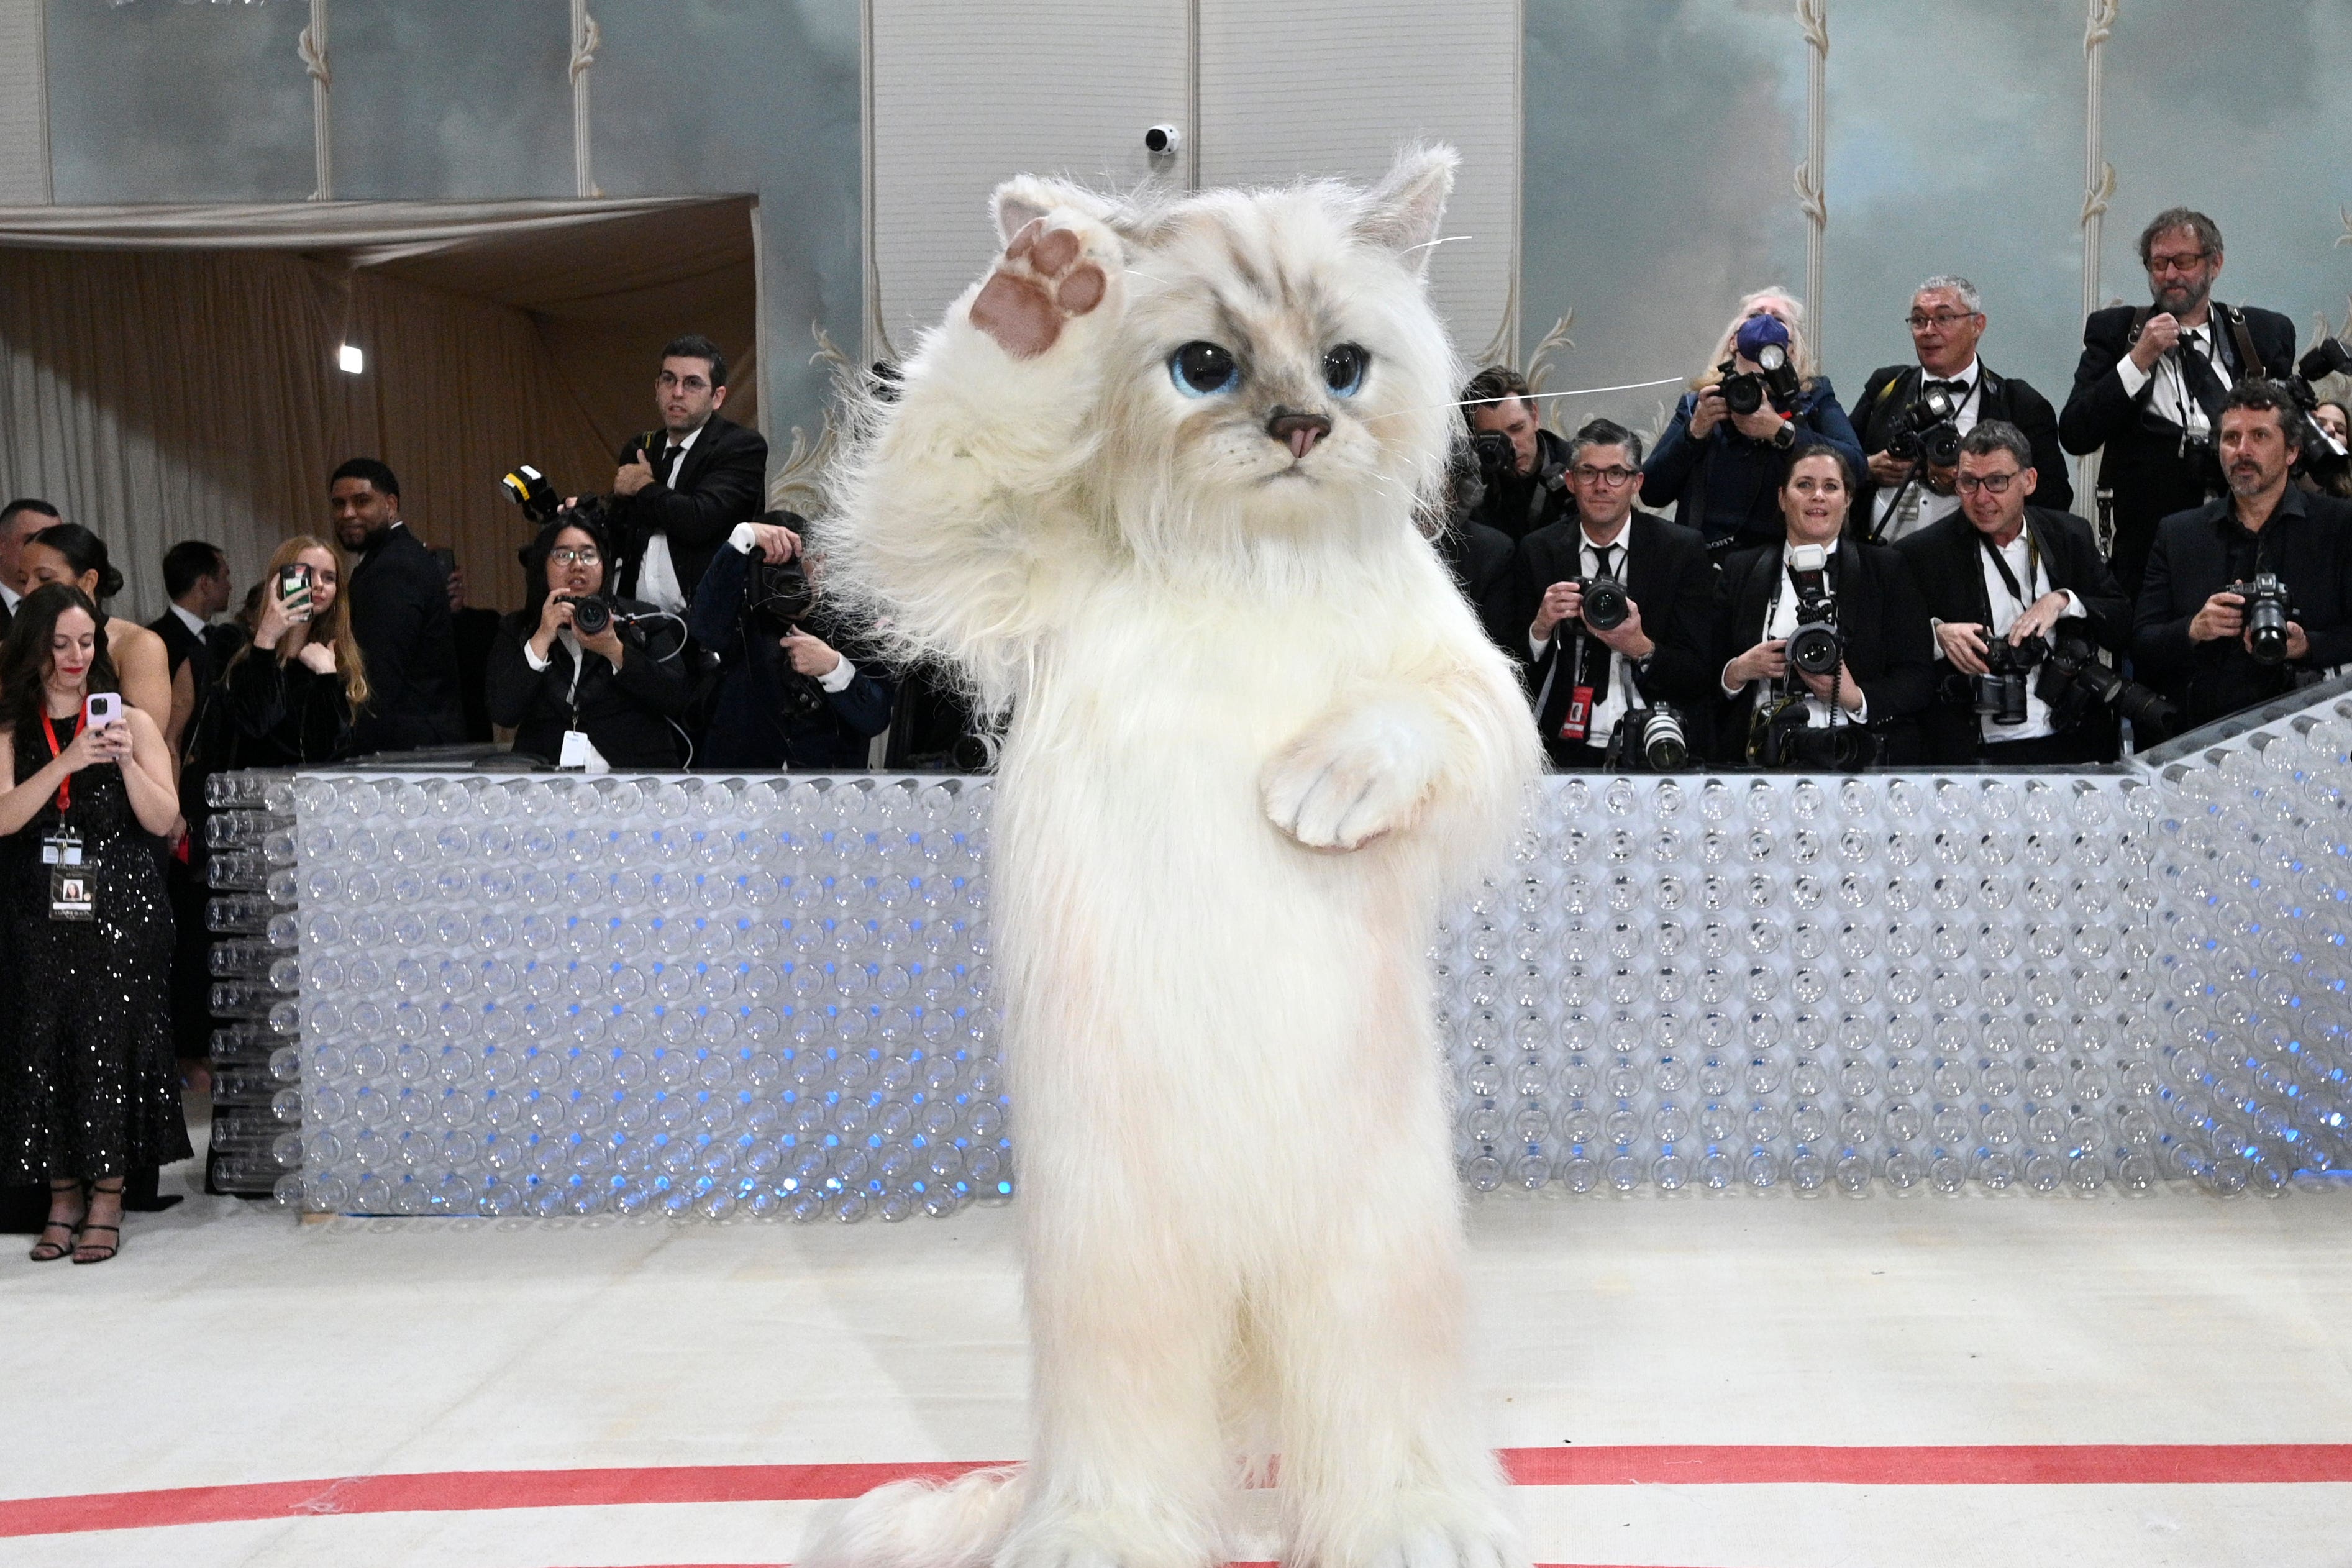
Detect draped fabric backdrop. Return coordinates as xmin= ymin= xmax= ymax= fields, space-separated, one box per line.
xmin=0 ymin=198 xmax=756 ymax=623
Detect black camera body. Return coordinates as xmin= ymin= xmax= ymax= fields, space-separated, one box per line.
xmin=744 ymin=557 xmax=829 ymax=722
xmin=1470 ymin=428 xmax=1515 ymax=479
xmin=1718 ymin=342 xmax=1802 ymax=418
xmin=2035 ymin=634 xmax=2177 ymax=741
xmin=1783 ymin=544 xmax=1843 ymax=677
xmin=2288 ymin=340 xmax=2351 ymax=486
xmin=1758 ymin=702 xmax=1877 ymax=770
xmin=2225 ymin=573 xmax=2295 ymax=666
xmin=1886 ymin=383 xmax=1964 ymax=469
xmin=1970 ymin=632 xmax=2046 ymax=727
xmin=1607 ymin=704 xmax=1691 ymax=771
xmin=1577 ymin=575 xmax=1631 ymax=632
xmin=556 ymin=593 xmax=614 ymax=637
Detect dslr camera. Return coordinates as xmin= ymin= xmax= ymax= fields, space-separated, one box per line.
xmin=742 ymin=523 xmax=830 ymax=722
xmin=500 ymin=462 xmax=611 ymax=532
xmin=2289 ymin=342 xmax=2351 ymax=486
xmin=1718 ymin=340 xmax=1802 ymax=417
xmin=2035 ymin=634 xmax=2177 ymax=741
xmin=1757 ymin=700 xmax=1877 ymax=770
xmin=1971 ymin=632 xmax=2047 ymax=729
xmin=1784 ymin=544 xmax=1843 ymax=677
xmin=1885 ymin=381 xmax=1964 ymax=469
xmin=2225 ymin=573 xmax=2295 ymax=666
xmin=1607 ymin=704 xmax=1690 ymax=771
xmin=1576 ymin=575 xmax=1631 ymax=632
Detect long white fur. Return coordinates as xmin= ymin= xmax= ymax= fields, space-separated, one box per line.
xmin=804 ymin=148 xmax=1542 ymax=1568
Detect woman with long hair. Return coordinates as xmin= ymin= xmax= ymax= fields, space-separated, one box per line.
xmin=1641 ymin=288 xmax=1866 ymax=553
xmin=1713 ymin=441 xmax=1935 ymax=768
xmin=0 ymin=584 xmax=186 ymax=1264
xmin=203 ymin=535 xmax=370 ymax=767
xmin=19 ymin=523 xmax=174 ymax=734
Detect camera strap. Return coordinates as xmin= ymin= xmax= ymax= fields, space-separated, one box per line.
xmin=1974 ymin=524 xmax=2041 ymax=618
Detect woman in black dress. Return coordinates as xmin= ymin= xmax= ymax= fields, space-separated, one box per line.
xmin=0 ymin=585 xmax=187 ymax=1263
xmin=200 ymin=534 xmax=369 ymax=769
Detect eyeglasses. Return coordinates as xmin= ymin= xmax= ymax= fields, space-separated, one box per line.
xmin=1904 ymin=311 xmax=1979 ymax=331
xmin=655 ymin=371 xmax=711 ymax=391
xmin=2147 ymin=250 xmax=2210 ymax=275
xmin=1954 ymin=470 xmax=2019 ymax=494
xmin=1570 ymin=465 xmax=1640 ymax=486
xmin=549 ymin=547 xmax=601 ymax=567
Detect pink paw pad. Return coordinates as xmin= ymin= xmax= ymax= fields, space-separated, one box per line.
xmin=971 ymin=218 xmax=1108 ymax=359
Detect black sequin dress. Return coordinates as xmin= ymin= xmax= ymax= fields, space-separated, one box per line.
xmin=0 ymin=733 xmax=189 ymax=1182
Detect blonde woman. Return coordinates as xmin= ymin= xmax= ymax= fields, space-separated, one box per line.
xmin=1641 ymin=286 xmax=1864 ymax=552
xmin=207 ymin=536 xmax=370 ymax=767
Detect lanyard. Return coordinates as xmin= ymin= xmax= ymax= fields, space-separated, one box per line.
xmin=1976 ymin=525 xmax=2041 ymax=615
xmin=39 ymin=709 xmax=80 ymax=816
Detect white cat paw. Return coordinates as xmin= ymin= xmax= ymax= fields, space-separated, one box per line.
xmin=1262 ymin=707 xmax=1440 ymax=851
xmin=967 ymin=211 xmax=1121 ymax=360
xmin=1303 ymin=1489 xmax=1525 ymax=1568
xmin=1001 ymin=1503 xmax=1219 ymax=1568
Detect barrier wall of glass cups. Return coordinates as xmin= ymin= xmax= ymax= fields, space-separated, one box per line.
xmin=203 ymin=680 xmax=2352 ymax=1219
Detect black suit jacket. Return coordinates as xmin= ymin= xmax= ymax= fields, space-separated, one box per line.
xmin=1506 ymin=511 xmax=1723 ymax=759
xmin=2133 ymin=489 xmax=2352 ymax=730
xmin=1434 ymin=516 xmax=1518 ymax=655
xmin=146 ymin=609 xmax=216 ymax=691
xmin=1714 ymin=536 xmax=1935 ymax=765
xmin=1895 ymin=506 xmax=2131 ymax=762
xmin=345 ymin=522 xmax=465 ymax=754
xmin=485 ymin=598 xmax=695 ymax=768
xmin=688 ymin=541 xmax=895 ymax=770
xmin=2058 ymin=301 xmax=2297 ymax=595
xmin=608 ymin=414 xmax=770 ymax=603
xmin=1848 ymin=362 xmax=2072 ymax=521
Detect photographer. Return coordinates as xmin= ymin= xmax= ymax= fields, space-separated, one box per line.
xmin=688 ymin=513 xmax=893 ymax=770
xmin=2134 ymin=382 xmax=2352 ymax=731
xmin=1895 ymin=422 xmax=2133 ymax=765
xmin=1506 ymin=419 xmax=1720 ymax=770
xmin=595 ymin=334 xmax=769 ymax=614
xmin=1459 ymin=367 xmax=1572 ymax=542
xmin=1851 ymin=275 xmax=2072 ymax=541
xmin=487 ymin=516 xmax=693 ymax=769
xmin=1715 ymin=441 xmax=1934 ymax=768
xmin=2059 ymin=208 xmax=2296 ymax=598
xmin=2302 ymin=398 xmax=2352 ymax=499
xmin=1642 ymin=292 xmax=1865 ymax=555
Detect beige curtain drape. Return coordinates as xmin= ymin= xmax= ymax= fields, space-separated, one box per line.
xmin=0 ymin=198 xmax=757 ymax=621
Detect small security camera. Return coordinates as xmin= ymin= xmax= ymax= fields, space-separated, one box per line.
xmin=1144 ymin=125 xmax=1182 ymax=157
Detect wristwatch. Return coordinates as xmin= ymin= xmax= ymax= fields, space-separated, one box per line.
xmin=1771 ymin=421 xmax=1797 ymax=451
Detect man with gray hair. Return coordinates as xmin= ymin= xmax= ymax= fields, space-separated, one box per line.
xmin=2059 ymin=206 xmax=2296 ymax=598
xmin=1850 ymin=275 xmax=2071 ymax=542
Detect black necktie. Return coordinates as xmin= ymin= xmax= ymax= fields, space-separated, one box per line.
xmin=661 ymin=445 xmax=687 ymax=480
xmin=1575 ymin=544 xmax=1618 ymax=691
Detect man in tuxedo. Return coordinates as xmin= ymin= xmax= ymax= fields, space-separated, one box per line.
xmin=601 ymin=334 xmax=770 ymax=612
xmin=1461 ymin=365 xmax=1572 ymax=542
xmin=0 ymin=498 xmax=60 ymax=632
xmin=150 ymin=539 xmax=231 ymax=694
xmin=1896 ymin=421 xmax=2130 ymax=765
xmin=331 ymin=457 xmax=466 ymax=752
xmin=1852 ymin=275 xmax=2071 ymax=540
xmin=1506 ymin=418 xmax=1721 ymax=769
xmin=2060 ymin=207 xmax=2297 ymax=598
xmin=2135 ymin=383 xmax=2352 ymax=731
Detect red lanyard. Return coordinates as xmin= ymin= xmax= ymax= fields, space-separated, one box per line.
xmin=40 ymin=709 xmax=80 ymax=816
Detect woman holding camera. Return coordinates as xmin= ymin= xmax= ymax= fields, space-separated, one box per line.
xmin=199 ymin=536 xmax=370 ymax=769
xmin=19 ymin=524 xmax=175 ymax=738
xmin=1641 ymin=289 xmax=1866 ymax=554
xmin=0 ymin=585 xmax=186 ymax=1264
xmin=1714 ymin=442 xmax=1935 ymax=768
xmin=487 ymin=516 xmax=691 ymax=768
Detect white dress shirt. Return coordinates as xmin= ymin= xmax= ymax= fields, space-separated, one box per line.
xmin=168 ymin=603 xmax=209 ymax=639
xmin=0 ymin=581 xmax=20 ymax=616
xmin=1530 ymin=519 xmax=1640 ymax=746
xmin=2113 ymin=318 xmax=2230 ymax=438
xmin=1954 ymin=526 xmax=2084 ymax=744
xmin=634 ymin=421 xmax=705 ymax=614
xmin=1872 ymin=358 xmax=1982 ymax=542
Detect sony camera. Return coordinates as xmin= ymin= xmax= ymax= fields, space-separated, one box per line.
xmin=1718 ymin=341 xmax=1802 ymax=417
xmin=1971 ymin=632 xmax=2047 ymax=729
xmin=1607 ymin=704 xmax=1691 ymax=771
xmin=2225 ymin=573 xmax=2295 ymax=666
xmin=1784 ymin=543 xmax=1843 ymax=677
xmin=500 ymin=463 xmax=611 ymax=532
xmin=1577 ymin=575 xmax=1630 ymax=632
xmin=2035 ymin=634 xmax=2177 ymax=741
xmin=1885 ymin=382 xmax=1964 ymax=469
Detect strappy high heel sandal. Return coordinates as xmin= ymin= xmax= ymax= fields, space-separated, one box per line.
xmin=29 ymin=1180 xmax=83 ymax=1264
xmin=72 ymin=1178 xmax=124 ymax=1265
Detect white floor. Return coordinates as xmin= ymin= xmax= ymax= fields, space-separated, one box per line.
xmin=6 ymin=1134 xmax=2352 ymax=1568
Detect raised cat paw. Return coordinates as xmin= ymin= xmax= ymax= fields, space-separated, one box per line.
xmin=969 ymin=214 xmax=1116 ymax=360
xmin=1262 ymin=706 xmax=1442 ymax=852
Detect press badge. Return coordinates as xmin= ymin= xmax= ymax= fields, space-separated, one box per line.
xmin=40 ymin=832 xmax=81 ymax=867
xmin=1557 ymin=684 xmax=1596 ymax=744
xmin=557 ymin=729 xmax=611 ymax=774
xmin=50 ymin=864 xmax=94 ymax=921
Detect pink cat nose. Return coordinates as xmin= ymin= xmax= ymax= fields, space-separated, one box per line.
xmin=1268 ymin=409 xmax=1333 ymax=460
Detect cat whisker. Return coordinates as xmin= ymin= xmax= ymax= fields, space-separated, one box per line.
xmin=1361 ymin=375 xmax=1687 ymax=425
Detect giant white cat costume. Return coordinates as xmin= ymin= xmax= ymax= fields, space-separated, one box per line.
xmin=806 ymin=148 xmax=1541 ymax=1568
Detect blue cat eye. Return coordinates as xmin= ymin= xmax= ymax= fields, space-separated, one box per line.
xmin=1323 ymin=342 xmax=1369 ymax=398
xmin=1170 ymin=341 xmax=1240 ymax=398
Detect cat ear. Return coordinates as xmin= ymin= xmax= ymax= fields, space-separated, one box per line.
xmin=992 ymin=175 xmax=1119 ymax=246
xmin=1358 ymin=144 xmax=1457 ymax=272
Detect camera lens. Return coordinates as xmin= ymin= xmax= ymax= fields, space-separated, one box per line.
xmin=1581 ymin=578 xmax=1629 ymax=632
xmin=1641 ymin=709 xmax=1689 ymax=770
xmin=1789 ymin=622 xmax=1841 ymax=677
xmin=1720 ymin=374 xmax=1764 ymax=417
xmin=1923 ymin=424 xmax=1962 ymax=468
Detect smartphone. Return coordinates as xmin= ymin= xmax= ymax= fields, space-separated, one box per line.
xmin=429 ymin=546 xmax=457 ymax=576
xmin=83 ymin=692 xmax=120 ymax=729
xmin=277 ymin=563 xmax=310 ymax=601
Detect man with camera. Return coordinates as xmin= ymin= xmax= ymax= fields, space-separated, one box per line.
xmin=599 ymin=334 xmax=770 ymax=614
xmin=1460 ymin=366 xmax=1572 ymax=542
xmin=1895 ymin=421 xmax=2133 ymax=765
xmin=2135 ymin=381 xmax=2352 ymax=731
xmin=1506 ymin=419 xmax=1720 ymax=770
xmin=688 ymin=511 xmax=895 ymax=769
xmin=2060 ymin=208 xmax=2297 ymax=599
xmin=1851 ymin=276 xmax=2072 ymax=542
xmin=330 ymin=458 xmax=465 ymax=752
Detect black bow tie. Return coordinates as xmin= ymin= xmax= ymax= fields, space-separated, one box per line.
xmin=1923 ymin=377 xmax=1966 ymax=399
